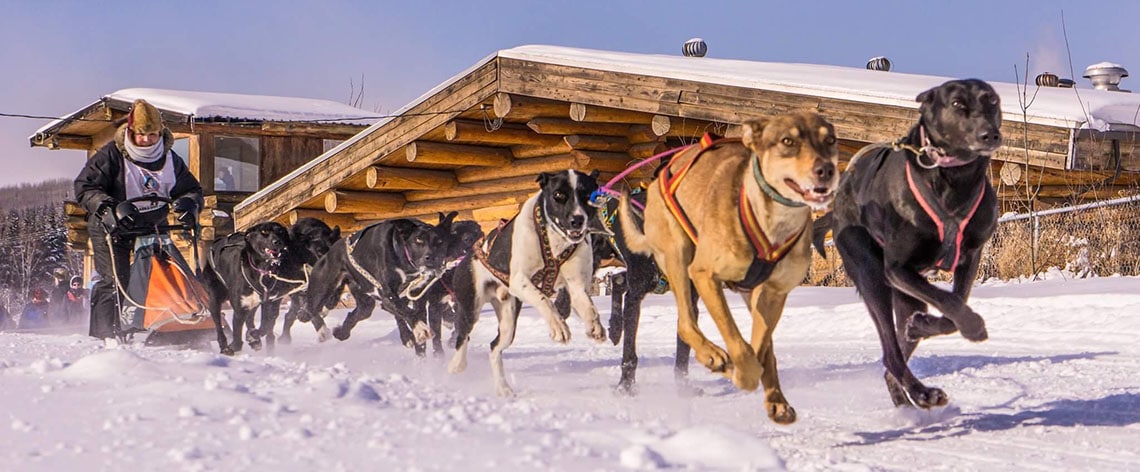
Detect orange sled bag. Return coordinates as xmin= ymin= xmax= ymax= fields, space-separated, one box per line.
xmin=123 ymin=234 xmax=214 ymax=333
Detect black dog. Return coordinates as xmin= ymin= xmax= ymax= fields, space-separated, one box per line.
xmin=448 ymin=170 xmax=607 ymax=397
xmin=271 ymin=218 xmax=341 ymax=346
xmin=554 ymin=189 xmax=689 ymax=395
xmin=422 ymin=217 xmax=485 ymax=356
xmin=201 ymin=222 xmax=291 ymax=355
xmin=816 ymin=78 xmax=1002 ymax=408
xmin=301 ymin=216 xmax=452 ymax=345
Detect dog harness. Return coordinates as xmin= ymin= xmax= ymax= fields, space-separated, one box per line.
xmin=658 ymin=133 xmax=807 ymax=289
xmin=472 ymin=203 xmax=581 ymax=298
xmin=905 ymin=161 xmax=987 ymax=272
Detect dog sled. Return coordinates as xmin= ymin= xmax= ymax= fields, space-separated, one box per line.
xmin=105 ymin=195 xmax=216 ymax=346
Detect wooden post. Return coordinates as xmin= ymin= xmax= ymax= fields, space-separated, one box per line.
xmin=493 ymin=93 xmax=569 ymax=120
xmin=324 ymin=190 xmax=406 ymax=214
xmin=405 ymin=141 xmax=512 ymax=167
xmin=568 ymin=103 xmax=653 ymax=124
xmin=527 ymin=118 xmax=632 ymax=137
xmin=445 ymin=120 xmax=564 ymax=147
xmin=366 ymin=166 xmax=458 ymax=190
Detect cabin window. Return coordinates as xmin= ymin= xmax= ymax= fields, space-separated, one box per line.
xmin=213 ymin=136 xmax=259 ymax=192
xmin=171 ymin=136 xmax=190 ymax=165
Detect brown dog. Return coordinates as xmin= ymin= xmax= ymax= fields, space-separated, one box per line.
xmin=620 ymin=111 xmax=838 ymax=424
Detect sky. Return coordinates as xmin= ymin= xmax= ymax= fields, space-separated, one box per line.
xmin=2 ymin=272 xmax=1138 ymax=470
xmin=3 ymin=0 xmax=1140 ymax=187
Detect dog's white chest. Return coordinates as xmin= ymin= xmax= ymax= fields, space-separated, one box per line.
xmin=240 ymin=292 xmax=261 ymax=309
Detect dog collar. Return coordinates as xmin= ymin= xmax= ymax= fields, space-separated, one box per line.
xmin=751 ymin=153 xmax=807 ymax=208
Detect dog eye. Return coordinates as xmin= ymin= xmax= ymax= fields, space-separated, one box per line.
xmin=781 ymin=137 xmax=796 ymax=147
xmin=554 ymin=192 xmax=568 ymax=203
xmin=824 ymin=136 xmax=836 ymax=146
xmin=952 ymin=100 xmax=967 ymax=110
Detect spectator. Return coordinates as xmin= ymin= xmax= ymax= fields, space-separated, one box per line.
xmin=19 ymin=288 xmax=50 ymax=330
xmin=0 ymin=304 xmax=14 ymax=331
xmin=64 ymin=276 xmax=88 ymax=324
xmin=49 ymin=270 xmax=71 ymax=325
xmin=74 ymin=99 xmax=204 ymax=341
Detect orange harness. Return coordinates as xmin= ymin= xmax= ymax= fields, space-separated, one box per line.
xmin=658 ymin=134 xmax=805 ymax=288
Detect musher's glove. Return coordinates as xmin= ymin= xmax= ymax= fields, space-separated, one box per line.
xmin=172 ymin=196 xmax=199 ymax=227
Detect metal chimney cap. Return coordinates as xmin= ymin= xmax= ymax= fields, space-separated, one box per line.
xmin=866 ymin=56 xmax=891 ymax=71
xmin=682 ymin=38 xmax=707 ymax=57
xmin=1083 ymin=62 xmax=1128 ymax=79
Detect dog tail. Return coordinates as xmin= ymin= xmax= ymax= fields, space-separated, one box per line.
xmin=618 ymin=189 xmax=652 ymax=255
xmin=811 ymin=211 xmax=833 ymax=259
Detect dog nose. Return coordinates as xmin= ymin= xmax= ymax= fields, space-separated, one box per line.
xmin=978 ymin=129 xmax=1002 ymax=146
xmin=569 ymin=215 xmax=585 ymax=228
xmin=814 ymin=161 xmax=836 ymax=182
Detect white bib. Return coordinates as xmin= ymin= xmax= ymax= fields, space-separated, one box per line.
xmin=123 ymin=154 xmax=177 ymax=213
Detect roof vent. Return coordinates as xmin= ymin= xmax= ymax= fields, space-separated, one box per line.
xmin=682 ymin=38 xmax=707 ymax=58
xmin=1083 ymin=62 xmax=1130 ymax=92
xmin=1035 ymin=72 xmax=1060 ymax=87
xmin=866 ymin=56 xmax=891 ymax=71
xmin=1058 ymin=78 xmax=1076 ymax=88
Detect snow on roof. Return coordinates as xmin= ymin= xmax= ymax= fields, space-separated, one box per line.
xmin=238 ymin=45 xmax=1140 ymax=212
xmin=107 ymin=88 xmax=380 ymax=124
xmin=501 ymin=45 xmax=1140 ymax=132
xmin=31 ymin=88 xmax=380 ymax=138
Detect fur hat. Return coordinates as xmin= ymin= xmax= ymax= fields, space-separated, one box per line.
xmin=127 ymin=99 xmax=164 ymax=135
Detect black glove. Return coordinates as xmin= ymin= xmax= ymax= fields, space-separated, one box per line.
xmin=113 ymin=201 xmax=142 ymax=231
xmin=96 ymin=200 xmax=118 ymax=233
xmin=172 ymin=196 xmax=199 ymax=227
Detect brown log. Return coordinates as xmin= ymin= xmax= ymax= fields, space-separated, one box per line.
xmin=572 ymin=150 xmax=637 ymax=173
xmin=260 ymin=122 xmax=368 ymax=138
xmin=627 ymin=125 xmax=661 ymax=144
xmin=366 ymin=166 xmax=458 ymax=190
xmin=493 ymin=93 xmax=569 ymax=120
xmin=526 ymin=118 xmax=632 ymax=136
xmin=512 ymin=141 xmax=573 ymax=159
xmin=456 ymin=154 xmax=578 ymax=183
xmin=285 ymin=209 xmax=358 ymax=229
xmin=662 ymin=118 xmax=731 ymax=138
xmin=628 ymin=141 xmax=667 ymax=159
xmin=650 ymin=115 xmax=672 ymax=136
xmin=405 ymin=175 xmax=539 ymax=202
xmin=362 ymin=190 xmax=535 ymax=220
xmin=445 ymin=120 xmax=564 ymax=147
xmin=568 ymin=103 xmax=654 ymax=124
xmin=337 ymin=171 xmax=372 ymax=191
xmin=39 ymin=134 xmax=93 ymax=150
xmin=324 ymin=190 xmax=406 ymax=214
xmin=65 ymin=201 xmax=87 ymax=217
xmin=405 ymin=141 xmax=512 ymax=167
xmin=472 ymin=203 xmax=523 ymax=222
xmin=564 ymin=135 xmax=630 ymax=152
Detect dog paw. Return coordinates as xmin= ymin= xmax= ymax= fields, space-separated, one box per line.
xmin=729 ymin=356 xmax=762 ymax=392
xmin=548 ymin=319 xmax=572 ymax=344
xmin=495 ymin=382 xmax=515 ymax=397
xmin=585 ymin=320 xmax=606 ymax=343
xmin=906 ymin=385 xmax=949 ymax=409
xmin=220 ymin=346 xmax=235 ymax=356
xmin=952 ymin=308 xmax=988 ymax=342
xmin=316 ymin=327 xmax=333 ymax=343
xmin=695 ymin=344 xmax=731 ymax=374
xmin=278 ymin=333 xmax=292 ymax=345
xmin=613 ymin=380 xmax=638 ymax=397
xmin=332 ymin=327 xmax=351 ymax=341
xmin=447 ymin=355 xmax=467 ymax=374
xmin=767 ymin=402 xmax=797 ymax=425
xmin=412 ymin=322 xmax=434 ymax=344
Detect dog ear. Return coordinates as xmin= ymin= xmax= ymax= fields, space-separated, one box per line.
xmin=915 ymin=87 xmax=935 ymax=104
xmin=588 ymin=169 xmax=600 ymax=180
xmin=330 ymin=226 xmax=341 ymax=240
xmin=536 ymin=172 xmax=550 ymax=187
xmin=741 ymin=118 xmax=769 ymax=149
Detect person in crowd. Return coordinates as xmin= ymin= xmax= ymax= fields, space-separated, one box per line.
xmin=0 ymin=304 xmax=14 ymax=331
xmin=65 ymin=276 xmax=87 ymax=325
xmin=49 ymin=270 xmax=71 ymax=326
xmin=19 ymin=288 xmax=50 ymax=330
xmin=75 ymin=99 xmax=204 ymax=341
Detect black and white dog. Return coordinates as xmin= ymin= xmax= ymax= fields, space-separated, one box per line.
xmin=271 ymin=217 xmax=341 ymax=346
xmin=200 ymin=222 xmax=292 ymax=355
xmin=301 ymin=216 xmax=453 ymax=344
xmin=447 ymin=170 xmax=607 ymax=396
xmin=421 ymin=217 xmax=485 ymax=356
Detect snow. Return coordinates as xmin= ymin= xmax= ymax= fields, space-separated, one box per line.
xmin=2 ymin=275 xmax=1139 ymax=471
xmin=31 ymin=88 xmax=379 ymax=139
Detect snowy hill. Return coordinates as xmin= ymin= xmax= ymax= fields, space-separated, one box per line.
xmin=2 ymin=275 xmax=1138 ymax=471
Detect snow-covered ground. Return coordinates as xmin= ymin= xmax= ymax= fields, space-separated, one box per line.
xmin=2 ymin=274 xmax=1138 ymax=471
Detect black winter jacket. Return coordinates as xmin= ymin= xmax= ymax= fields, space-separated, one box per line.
xmin=74 ymin=125 xmax=204 ymax=224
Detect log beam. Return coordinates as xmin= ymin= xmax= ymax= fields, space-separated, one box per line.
xmin=564 ymin=135 xmax=630 ymax=152
xmin=511 ymin=141 xmax=573 ymax=159
xmin=493 ymin=93 xmax=570 ymax=121
xmin=324 ymin=190 xmax=406 ymax=214
xmin=405 ymin=141 xmax=512 ymax=167
xmin=405 ymin=175 xmax=539 ymax=202
xmin=445 ymin=120 xmax=563 ymax=147
xmin=285 ymin=209 xmax=358 ymax=229
xmin=527 ymin=118 xmax=633 ymax=136
xmin=568 ymin=102 xmax=654 ymax=124
xmin=365 ymin=166 xmax=458 ymax=190
xmin=456 ymin=154 xmax=577 ymax=183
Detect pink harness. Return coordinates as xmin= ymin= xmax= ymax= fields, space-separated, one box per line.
xmin=904 ymin=161 xmax=986 ymax=272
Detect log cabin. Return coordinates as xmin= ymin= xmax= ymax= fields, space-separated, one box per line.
xmin=234 ymin=45 xmax=1140 ymax=236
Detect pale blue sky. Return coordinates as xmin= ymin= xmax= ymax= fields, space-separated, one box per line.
xmin=2 ymin=0 xmax=1137 ymax=187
